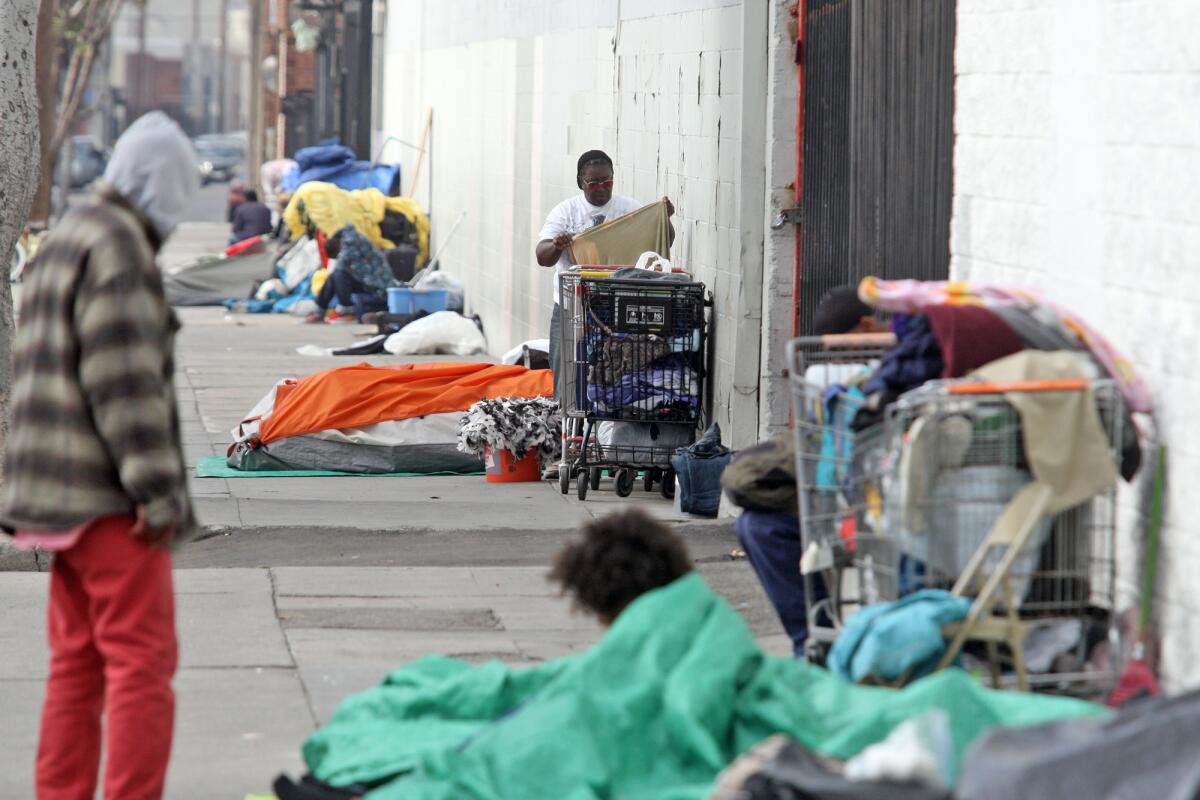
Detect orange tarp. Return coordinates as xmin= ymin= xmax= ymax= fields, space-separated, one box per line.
xmin=258 ymin=362 xmax=553 ymax=444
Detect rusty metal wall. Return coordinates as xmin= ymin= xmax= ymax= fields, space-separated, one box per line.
xmin=797 ymin=0 xmax=956 ymax=334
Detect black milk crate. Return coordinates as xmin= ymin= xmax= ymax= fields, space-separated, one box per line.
xmin=572 ymin=277 xmax=707 ymax=424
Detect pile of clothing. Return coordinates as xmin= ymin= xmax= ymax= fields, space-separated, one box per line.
xmin=850 ymin=278 xmax=1144 ymax=480
xmin=456 ymin=397 xmax=561 ymax=461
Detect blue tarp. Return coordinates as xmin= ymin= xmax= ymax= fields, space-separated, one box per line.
xmin=281 ymin=144 xmax=401 ymax=195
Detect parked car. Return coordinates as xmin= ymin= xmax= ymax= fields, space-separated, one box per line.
xmin=195 ymin=139 xmax=244 ymax=184
xmin=67 ymin=136 xmax=107 ymax=188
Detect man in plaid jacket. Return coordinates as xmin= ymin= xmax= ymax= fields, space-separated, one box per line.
xmin=1 ymin=111 xmax=197 ymax=800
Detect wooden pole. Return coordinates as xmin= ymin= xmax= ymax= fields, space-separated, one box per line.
xmin=407 ymin=107 xmax=432 ymax=197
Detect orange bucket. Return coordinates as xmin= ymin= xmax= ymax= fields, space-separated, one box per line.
xmin=484 ymin=447 xmax=541 ymax=483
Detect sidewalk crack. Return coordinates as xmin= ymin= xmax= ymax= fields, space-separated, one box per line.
xmin=269 ymin=567 xmax=320 ymax=729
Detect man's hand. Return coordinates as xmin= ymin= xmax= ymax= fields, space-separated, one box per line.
xmin=662 ymin=196 xmax=675 ymax=217
xmin=553 ymin=232 xmax=574 ymax=250
xmin=131 ymin=505 xmax=175 ymax=546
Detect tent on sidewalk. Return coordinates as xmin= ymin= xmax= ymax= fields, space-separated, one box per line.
xmin=228 ymin=362 xmax=553 ymax=474
xmin=163 ymin=250 xmax=279 ymax=306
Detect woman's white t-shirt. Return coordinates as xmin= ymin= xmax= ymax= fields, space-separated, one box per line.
xmin=538 ymin=193 xmax=641 ymax=303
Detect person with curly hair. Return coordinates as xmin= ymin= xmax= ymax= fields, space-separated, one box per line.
xmin=548 ymin=507 xmax=693 ymax=624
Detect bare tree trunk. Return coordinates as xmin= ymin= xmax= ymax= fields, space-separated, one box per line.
xmin=0 ymin=0 xmax=43 ymax=473
xmin=29 ymin=0 xmax=57 ymax=226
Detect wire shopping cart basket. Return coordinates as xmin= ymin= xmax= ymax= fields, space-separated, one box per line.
xmin=789 ymin=335 xmax=1126 ymax=697
xmin=558 ymin=270 xmax=709 ymax=501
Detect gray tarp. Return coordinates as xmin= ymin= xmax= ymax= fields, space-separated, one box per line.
xmin=957 ymin=689 xmax=1200 ymax=800
xmin=163 ymin=250 xmax=277 ymax=306
xmin=228 ymin=436 xmax=483 ymax=475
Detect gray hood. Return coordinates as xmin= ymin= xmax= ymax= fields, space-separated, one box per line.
xmin=103 ymin=111 xmax=199 ymax=240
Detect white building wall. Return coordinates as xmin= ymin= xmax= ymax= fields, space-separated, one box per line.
xmin=952 ymin=0 xmax=1200 ymax=688
xmin=379 ymin=0 xmax=774 ymax=446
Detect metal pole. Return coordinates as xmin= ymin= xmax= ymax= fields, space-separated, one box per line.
xmin=217 ymin=0 xmax=228 ymax=131
xmin=136 ymin=0 xmax=147 ymax=117
xmin=248 ymin=0 xmax=264 ymax=184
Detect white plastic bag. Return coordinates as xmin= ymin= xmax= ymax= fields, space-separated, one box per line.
xmin=277 ymin=236 xmax=322 ymax=289
xmin=384 ymin=311 xmax=486 ymax=356
xmin=501 ymin=339 xmax=550 ymax=366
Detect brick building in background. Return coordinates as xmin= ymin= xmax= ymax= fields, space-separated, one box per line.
xmin=263 ymin=0 xmax=318 ymax=160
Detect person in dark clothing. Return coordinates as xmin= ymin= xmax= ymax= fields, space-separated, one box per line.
xmin=812 ymin=285 xmax=890 ymax=336
xmin=734 ymin=286 xmax=875 ymax=656
xmin=229 ymin=189 xmax=273 ymax=244
xmin=306 ymin=226 xmax=394 ymax=323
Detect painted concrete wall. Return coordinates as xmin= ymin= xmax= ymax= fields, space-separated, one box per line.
xmin=379 ymin=0 xmax=776 ymax=446
xmin=952 ymin=0 xmax=1200 ymax=687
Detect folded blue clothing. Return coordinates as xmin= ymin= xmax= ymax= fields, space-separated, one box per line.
xmin=586 ymin=367 xmax=700 ymax=410
xmin=828 ymin=589 xmax=971 ymax=683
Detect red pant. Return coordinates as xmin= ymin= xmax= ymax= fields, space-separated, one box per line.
xmin=37 ymin=515 xmax=178 ymax=800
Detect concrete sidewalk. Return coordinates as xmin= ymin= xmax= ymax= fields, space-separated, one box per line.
xmin=0 ymin=563 xmax=785 ymax=798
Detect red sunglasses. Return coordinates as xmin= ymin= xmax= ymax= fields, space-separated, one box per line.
xmin=583 ymin=179 xmax=614 ymax=190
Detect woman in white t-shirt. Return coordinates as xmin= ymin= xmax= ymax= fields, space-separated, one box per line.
xmin=535 ymin=150 xmax=674 ymax=478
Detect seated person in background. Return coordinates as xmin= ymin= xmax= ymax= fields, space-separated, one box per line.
xmin=227 ymin=179 xmax=246 ymax=223
xmin=732 ymin=286 xmax=886 ymax=657
xmin=230 ymin=189 xmax=273 ymax=244
xmin=306 ymin=225 xmax=395 ymax=324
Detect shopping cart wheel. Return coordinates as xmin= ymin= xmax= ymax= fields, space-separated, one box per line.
xmin=660 ymin=468 xmax=676 ymax=500
xmin=589 ymin=467 xmax=602 ymax=491
xmin=559 ymin=469 xmax=570 ymax=495
xmin=576 ymin=473 xmax=589 ymax=501
xmin=614 ymin=468 xmax=635 ymax=497
xmin=642 ymin=470 xmax=655 ymax=492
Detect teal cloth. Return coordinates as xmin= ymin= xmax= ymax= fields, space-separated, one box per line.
xmin=828 ymin=589 xmax=972 ymax=683
xmin=303 ymin=575 xmax=1105 ymax=799
xmin=194 ymin=455 xmax=482 ymax=478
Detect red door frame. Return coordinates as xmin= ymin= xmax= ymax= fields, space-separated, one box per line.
xmin=792 ymin=1 xmax=807 ymax=338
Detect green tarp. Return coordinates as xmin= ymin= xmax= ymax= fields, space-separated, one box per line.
xmin=303 ymin=574 xmax=1106 ymax=799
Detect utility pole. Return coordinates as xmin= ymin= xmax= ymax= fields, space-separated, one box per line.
xmin=191 ymin=0 xmax=201 ymax=132
xmin=247 ymin=0 xmax=264 ymax=185
xmin=136 ymin=0 xmax=147 ymax=118
xmin=217 ymin=0 xmax=228 ymax=131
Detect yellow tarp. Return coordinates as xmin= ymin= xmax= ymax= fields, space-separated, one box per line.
xmin=283 ymin=182 xmax=431 ymax=265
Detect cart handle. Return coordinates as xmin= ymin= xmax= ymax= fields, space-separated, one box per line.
xmin=818 ymin=332 xmax=897 ymax=348
xmin=947 ymin=378 xmax=1091 ymax=395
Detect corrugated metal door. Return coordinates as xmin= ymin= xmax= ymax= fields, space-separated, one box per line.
xmin=796 ymin=0 xmax=956 ymax=334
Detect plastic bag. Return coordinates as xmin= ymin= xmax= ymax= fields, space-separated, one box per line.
xmin=277 ymin=236 xmax=322 ymax=289
xmin=844 ymin=710 xmax=953 ymax=790
xmin=502 ymin=339 xmax=550 ymax=366
xmin=384 ymin=311 xmax=486 ymax=356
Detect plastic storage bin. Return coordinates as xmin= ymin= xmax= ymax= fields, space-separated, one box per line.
xmin=387 ymin=287 xmax=450 ymax=315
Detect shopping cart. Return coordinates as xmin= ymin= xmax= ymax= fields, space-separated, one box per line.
xmin=789 ymin=335 xmax=1125 ymax=697
xmin=558 ymin=271 xmax=709 ymax=501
